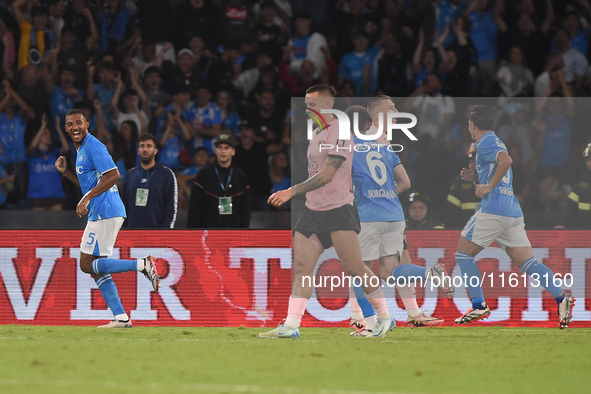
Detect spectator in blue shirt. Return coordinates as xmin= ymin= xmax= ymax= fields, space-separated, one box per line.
xmin=216 ymin=89 xmax=241 ymax=135
xmin=97 ymin=0 xmax=137 ymax=55
xmin=338 ymin=30 xmax=380 ymax=96
xmin=189 ymin=86 xmax=222 ymax=154
xmin=86 ymin=60 xmax=119 ymax=132
xmin=464 ymin=0 xmax=502 ymax=95
xmin=26 ymin=115 xmax=69 ymax=209
xmin=50 ymin=66 xmax=84 ymax=143
xmin=0 ymin=79 xmax=34 ymax=207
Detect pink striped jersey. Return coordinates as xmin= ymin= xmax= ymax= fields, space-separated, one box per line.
xmin=305 ymin=119 xmax=354 ymax=211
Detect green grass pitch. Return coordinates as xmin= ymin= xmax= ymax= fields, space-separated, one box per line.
xmin=0 ymin=325 xmax=589 ymax=393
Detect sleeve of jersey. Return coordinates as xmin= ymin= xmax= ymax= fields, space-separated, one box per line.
xmin=479 ymin=138 xmax=505 ymax=163
xmin=92 ymin=140 xmax=118 ymax=174
xmin=391 ymin=151 xmax=401 ymax=167
xmin=325 ymin=128 xmax=351 ymax=160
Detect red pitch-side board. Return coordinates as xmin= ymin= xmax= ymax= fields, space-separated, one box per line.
xmin=0 ymin=230 xmax=589 ymax=327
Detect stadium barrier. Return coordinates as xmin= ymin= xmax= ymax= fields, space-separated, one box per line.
xmin=0 ymin=230 xmax=589 ymax=327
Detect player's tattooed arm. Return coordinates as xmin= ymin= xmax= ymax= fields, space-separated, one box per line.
xmin=292 ymin=155 xmax=345 ymax=197
xmin=268 ymin=155 xmax=345 ymax=208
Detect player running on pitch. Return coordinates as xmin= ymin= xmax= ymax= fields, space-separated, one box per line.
xmin=347 ymin=98 xmax=452 ymax=336
xmin=55 ymin=109 xmax=160 ymax=328
xmin=454 ymin=105 xmax=574 ymax=329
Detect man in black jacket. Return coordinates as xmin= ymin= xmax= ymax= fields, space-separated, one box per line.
xmin=187 ymin=133 xmax=251 ymax=228
xmin=121 ymin=133 xmax=178 ymax=228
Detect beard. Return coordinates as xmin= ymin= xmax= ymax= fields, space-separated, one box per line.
xmin=140 ymin=154 xmax=154 ymax=165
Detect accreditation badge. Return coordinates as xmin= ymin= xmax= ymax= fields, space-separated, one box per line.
xmin=218 ymin=196 xmax=232 ymax=215
xmin=136 ymin=188 xmax=149 ymax=206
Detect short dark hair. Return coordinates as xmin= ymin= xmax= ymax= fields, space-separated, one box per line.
xmin=468 ymin=105 xmax=495 ymax=131
xmin=195 ymin=146 xmax=209 ymax=155
xmin=97 ymin=61 xmax=116 ymax=72
xmin=367 ymin=95 xmax=391 ymax=113
xmin=306 ymin=84 xmax=336 ymax=97
xmin=345 ymin=105 xmax=371 ymax=134
xmin=138 ymin=132 xmax=157 ymax=145
xmin=143 ymin=65 xmax=161 ymax=78
xmin=73 ymin=100 xmax=93 ymax=113
xmin=65 ymin=109 xmax=88 ymax=122
xmin=31 ymin=5 xmax=48 ymax=17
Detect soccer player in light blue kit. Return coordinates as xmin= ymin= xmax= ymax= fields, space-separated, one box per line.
xmin=55 ymin=109 xmax=160 ymax=328
xmin=455 ymin=105 xmax=575 ymax=328
xmin=347 ymin=98 xmax=453 ymax=336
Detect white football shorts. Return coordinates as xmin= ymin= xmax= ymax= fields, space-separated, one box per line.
xmin=461 ymin=210 xmax=531 ymax=250
xmin=80 ymin=217 xmax=125 ymax=257
xmin=358 ymin=221 xmax=405 ymax=261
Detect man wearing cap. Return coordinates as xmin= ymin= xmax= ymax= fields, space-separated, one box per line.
xmin=187 ymin=133 xmax=251 ymax=228
xmin=445 ymin=142 xmax=480 ymax=228
xmin=162 ymin=48 xmax=202 ymax=97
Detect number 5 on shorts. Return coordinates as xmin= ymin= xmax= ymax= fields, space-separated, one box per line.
xmin=86 ymin=232 xmax=96 ymax=246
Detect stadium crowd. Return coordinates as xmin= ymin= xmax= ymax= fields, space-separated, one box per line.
xmin=0 ymin=0 xmax=590 ymax=228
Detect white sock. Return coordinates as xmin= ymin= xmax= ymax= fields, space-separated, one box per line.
xmin=136 ymin=259 xmax=145 ymax=271
xmin=366 ymin=315 xmax=377 ymax=330
xmin=284 ymin=317 xmax=300 ymax=329
xmin=115 ymin=313 xmax=129 ymax=322
xmin=407 ymin=308 xmax=421 ymax=318
xmin=351 ymin=311 xmax=364 ymax=321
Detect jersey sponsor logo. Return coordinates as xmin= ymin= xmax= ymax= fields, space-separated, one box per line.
xmin=498 ymin=186 xmax=514 ymax=196
xmin=76 ymin=166 xmax=83 ymax=175
xmin=34 ymin=163 xmax=57 ymax=173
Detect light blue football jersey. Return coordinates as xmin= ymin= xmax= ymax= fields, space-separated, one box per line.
xmin=475 ymin=131 xmax=522 ymax=218
xmin=76 ymin=133 xmax=126 ymax=221
xmin=352 ymin=136 xmax=405 ymax=222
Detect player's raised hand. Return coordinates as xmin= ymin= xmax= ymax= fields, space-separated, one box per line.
xmin=55 ymin=155 xmax=67 ymax=174
xmin=268 ymin=189 xmax=291 ymax=207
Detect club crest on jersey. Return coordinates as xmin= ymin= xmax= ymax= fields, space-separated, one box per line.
xmin=79 ymin=155 xmax=83 ymax=162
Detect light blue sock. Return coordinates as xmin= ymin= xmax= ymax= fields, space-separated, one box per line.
xmin=93 ymin=258 xmax=137 ymax=275
xmin=95 ymin=274 xmax=125 ymax=317
xmin=391 ymin=264 xmax=427 ymax=282
xmin=455 ymin=251 xmax=486 ymax=309
xmin=353 ymin=283 xmax=376 ymax=318
xmin=520 ymin=257 xmax=564 ymax=304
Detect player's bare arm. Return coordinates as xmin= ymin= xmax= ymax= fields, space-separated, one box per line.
xmin=268 ymin=156 xmax=345 ymax=207
xmin=475 ymin=151 xmax=512 ymax=198
xmin=76 ymin=168 xmax=121 ymax=217
xmin=393 ymin=164 xmax=411 ymax=195
xmin=55 ymin=156 xmax=80 ymax=187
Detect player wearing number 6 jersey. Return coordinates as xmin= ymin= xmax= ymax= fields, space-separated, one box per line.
xmin=347 ymin=99 xmax=452 ymax=336
xmin=55 ymin=109 xmax=160 ymax=329
xmin=455 ymin=105 xmax=574 ymax=329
